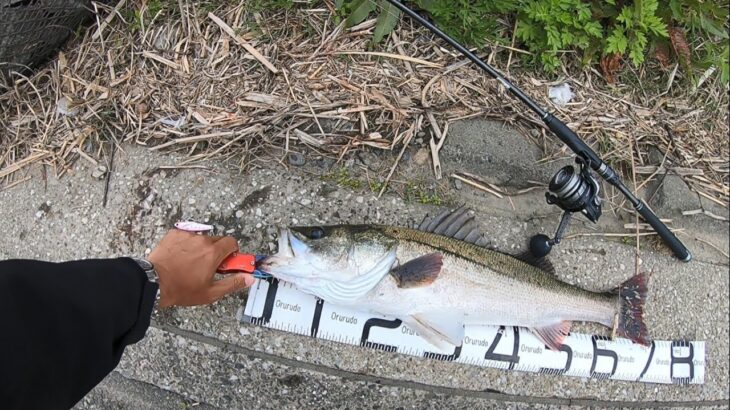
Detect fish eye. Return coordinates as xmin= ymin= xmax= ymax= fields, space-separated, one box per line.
xmin=308 ymin=227 xmax=325 ymax=240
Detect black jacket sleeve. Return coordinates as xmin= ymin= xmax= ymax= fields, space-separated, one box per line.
xmin=0 ymin=258 xmax=159 ymax=409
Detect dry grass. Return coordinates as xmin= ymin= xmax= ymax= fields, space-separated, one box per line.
xmin=0 ymin=0 xmax=727 ymax=215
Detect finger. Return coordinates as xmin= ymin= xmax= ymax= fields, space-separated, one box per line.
xmin=209 ymin=235 xmax=231 ymax=243
xmin=207 ymin=273 xmax=255 ymax=302
xmin=211 ymin=236 xmax=239 ymax=265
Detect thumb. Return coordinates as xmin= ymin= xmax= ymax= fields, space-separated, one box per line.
xmin=207 ymin=273 xmax=255 ymax=302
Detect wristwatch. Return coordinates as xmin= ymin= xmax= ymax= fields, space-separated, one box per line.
xmin=132 ymin=257 xmax=158 ymax=283
xmin=131 ymin=257 xmax=162 ymax=310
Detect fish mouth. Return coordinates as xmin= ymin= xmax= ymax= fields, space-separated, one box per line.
xmin=258 ymin=228 xmax=306 ymax=277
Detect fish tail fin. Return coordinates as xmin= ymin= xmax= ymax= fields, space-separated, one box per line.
xmin=614 ymin=272 xmax=650 ymax=346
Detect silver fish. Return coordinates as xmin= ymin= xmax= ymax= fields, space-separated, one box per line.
xmin=259 ymin=208 xmax=649 ymax=350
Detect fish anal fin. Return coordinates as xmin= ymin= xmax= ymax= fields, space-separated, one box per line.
xmin=515 ymin=251 xmax=556 ymax=275
xmin=392 ymin=253 xmax=443 ymax=288
xmin=531 ymin=321 xmax=572 ymax=351
xmin=410 ymin=313 xmax=464 ymax=347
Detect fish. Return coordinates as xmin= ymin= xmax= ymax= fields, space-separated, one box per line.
xmin=258 ymin=207 xmax=649 ymax=351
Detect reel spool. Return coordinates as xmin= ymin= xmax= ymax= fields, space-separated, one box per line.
xmin=530 ymin=157 xmax=602 ymax=258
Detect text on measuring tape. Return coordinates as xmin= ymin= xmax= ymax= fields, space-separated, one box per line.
xmin=242 ymin=278 xmax=704 ymax=385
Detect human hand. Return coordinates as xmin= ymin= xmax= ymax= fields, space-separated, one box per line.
xmin=147 ymin=230 xmax=255 ymax=308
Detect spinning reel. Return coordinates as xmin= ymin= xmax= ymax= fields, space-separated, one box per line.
xmin=387 ymin=0 xmax=692 ymax=262
xmin=529 ymin=157 xmax=602 ymax=258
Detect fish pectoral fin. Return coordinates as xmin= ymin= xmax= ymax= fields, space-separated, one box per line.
xmin=391 ymin=253 xmax=443 ymax=288
xmin=531 ymin=321 xmax=572 ymax=351
xmin=410 ymin=313 xmax=464 ymax=347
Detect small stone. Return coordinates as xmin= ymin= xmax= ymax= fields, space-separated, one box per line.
xmin=35 ymin=210 xmax=44 ymax=219
xmin=255 ymin=208 xmax=263 ymax=217
xmin=300 ymin=198 xmax=312 ymax=206
xmin=188 ymin=198 xmax=196 ymax=205
xmin=356 ymin=196 xmax=364 ymax=204
xmin=453 ymin=178 xmax=463 ymax=190
xmin=91 ymin=165 xmax=107 ymax=179
xmin=209 ymin=202 xmax=217 ymax=209
xmin=619 ymin=263 xmax=626 ymax=270
xmin=239 ymin=327 xmax=250 ymax=336
xmin=235 ymin=210 xmax=244 ymax=218
xmin=255 ymin=223 xmax=262 ymax=229
xmin=413 ymin=148 xmax=429 ymax=166
xmin=288 ymin=152 xmax=306 ymax=166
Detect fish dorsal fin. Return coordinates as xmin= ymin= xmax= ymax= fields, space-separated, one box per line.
xmin=418 ymin=207 xmax=556 ymax=275
xmin=514 ymin=251 xmax=556 ymax=275
xmin=392 ymin=253 xmax=443 ymax=288
xmin=418 ymin=206 xmax=488 ymax=247
xmin=531 ymin=321 xmax=572 ymax=351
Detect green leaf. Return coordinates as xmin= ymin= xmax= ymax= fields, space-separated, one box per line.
xmin=606 ymin=27 xmax=628 ymax=54
xmin=700 ymin=14 xmax=730 ymax=39
xmin=372 ymin=0 xmax=401 ymax=44
xmin=644 ymin=15 xmax=668 ymax=37
xmin=345 ymin=0 xmax=375 ymax=28
xmin=584 ymin=21 xmax=603 ymax=38
xmin=720 ymin=45 xmax=729 ymax=84
xmin=668 ymin=0 xmax=683 ymax=20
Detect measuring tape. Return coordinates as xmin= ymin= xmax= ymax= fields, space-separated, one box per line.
xmin=242 ymin=278 xmax=705 ymax=385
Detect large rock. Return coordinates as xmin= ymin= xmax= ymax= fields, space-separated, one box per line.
xmin=440 ymin=119 xmax=571 ymax=189
xmin=647 ymin=174 xmax=701 ymax=215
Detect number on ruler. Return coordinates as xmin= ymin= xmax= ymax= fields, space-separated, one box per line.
xmin=590 ymin=336 xmax=618 ymax=379
xmin=539 ymin=343 xmax=572 ymax=375
xmin=484 ymin=326 xmax=520 ymax=369
xmin=310 ymin=298 xmax=325 ymax=337
xmin=248 ymin=278 xmax=280 ymax=326
xmin=670 ymin=341 xmax=694 ymax=383
xmin=360 ymin=318 xmax=402 ymax=352
xmin=638 ymin=341 xmax=656 ymax=381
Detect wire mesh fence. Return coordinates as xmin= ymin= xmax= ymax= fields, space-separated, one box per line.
xmin=0 ymin=0 xmax=92 ymax=86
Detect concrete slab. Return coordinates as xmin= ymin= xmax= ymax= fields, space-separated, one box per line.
xmin=1 ymin=140 xmax=727 ymax=408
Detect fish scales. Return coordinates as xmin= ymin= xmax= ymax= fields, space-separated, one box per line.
xmin=370 ymin=228 xmax=616 ymax=329
xmin=259 ymin=213 xmax=650 ymax=350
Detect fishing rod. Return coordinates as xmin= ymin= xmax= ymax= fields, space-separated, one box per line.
xmin=384 ymin=0 xmax=692 ymax=262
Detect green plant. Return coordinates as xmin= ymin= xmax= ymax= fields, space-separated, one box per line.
xmin=663 ymin=0 xmax=729 ymax=83
xmin=337 ymin=0 xmax=518 ymax=45
xmin=330 ymin=0 xmax=729 ymax=83
xmin=335 ymin=0 xmax=403 ymax=45
xmin=322 ymin=168 xmax=363 ymax=189
xmin=604 ymin=0 xmax=668 ymax=66
xmin=405 ymin=182 xmax=443 ymax=205
xmin=515 ymin=0 xmax=603 ymax=70
xmin=414 ymin=0 xmax=518 ymax=45
xmin=250 ymin=0 xmax=295 ymax=11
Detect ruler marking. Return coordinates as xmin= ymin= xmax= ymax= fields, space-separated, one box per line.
xmin=242 ymin=280 xmax=706 ymax=385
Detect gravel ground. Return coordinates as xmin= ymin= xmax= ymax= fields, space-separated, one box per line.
xmin=2 ymin=127 xmax=728 ymax=408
